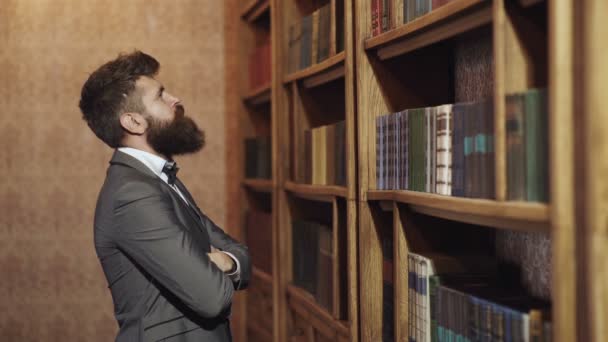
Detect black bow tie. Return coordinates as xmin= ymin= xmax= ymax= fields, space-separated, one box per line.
xmin=162 ymin=161 xmax=179 ymax=185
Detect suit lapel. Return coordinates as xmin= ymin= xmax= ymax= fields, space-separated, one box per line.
xmin=110 ymin=150 xmax=210 ymax=246
xmin=174 ymin=179 xmax=205 ymax=219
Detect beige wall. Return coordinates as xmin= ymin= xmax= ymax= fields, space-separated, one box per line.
xmin=0 ymin=1 xmax=226 ymax=340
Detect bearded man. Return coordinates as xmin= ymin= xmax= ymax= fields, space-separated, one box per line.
xmin=79 ymin=51 xmax=250 ymax=342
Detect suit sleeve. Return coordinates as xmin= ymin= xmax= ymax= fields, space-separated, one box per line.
xmin=197 ymin=212 xmax=252 ymax=291
xmin=112 ymin=180 xmax=234 ymax=318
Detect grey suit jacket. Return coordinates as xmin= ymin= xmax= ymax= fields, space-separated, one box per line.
xmin=94 ymin=150 xmax=251 ymax=342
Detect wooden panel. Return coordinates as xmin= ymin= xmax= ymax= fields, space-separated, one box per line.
xmin=332 ymin=198 xmax=341 ymax=319
xmin=394 ymin=202 xmax=409 ymax=342
xmin=579 ymin=0 xmax=608 ymax=340
xmin=548 ymin=0 xmax=576 ymax=340
xmin=493 ymin=0 xmax=507 ymax=202
xmin=358 ymin=201 xmax=385 ymax=342
xmin=248 ymin=269 xmax=275 ymax=333
xmin=248 ymin=321 xmax=274 ymax=342
xmin=287 ymin=285 xmax=350 ymax=337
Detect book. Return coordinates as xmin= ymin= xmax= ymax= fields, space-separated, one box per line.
xmin=435 ymin=104 xmax=453 ymax=195
xmin=312 ymin=125 xmax=328 ymax=185
xmin=524 ymin=88 xmax=548 ymax=202
xmin=451 ymin=103 xmax=468 ymax=197
xmin=408 ymin=252 xmax=498 ymax=342
xmin=300 ymin=15 xmax=313 ymax=70
xmin=316 ymin=224 xmax=333 ymax=311
xmin=311 ymin=9 xmax=320 ymax=65
xmin=377 ymin=115 xmax=384 ymax=189
xmin=506 ymin=93 xmax=526 ymax=200
xmin=335 ymin=121 xmax=347 ymax=186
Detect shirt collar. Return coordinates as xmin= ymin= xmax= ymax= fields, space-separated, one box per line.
xmin=117 ymin=147 xmax=169 ymax=180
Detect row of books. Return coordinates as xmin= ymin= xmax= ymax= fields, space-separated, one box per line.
xmin=287 ymin=4 xmax=344 ymax=74
xmin=376 ymin=99 xmax=495 ymax=199
xmin=296 ymin=121 xmax=347 ymax=186
xmin=292 ymin=219 xmax=333 ymax=312
xmin=245 ymin=136 xmax=272 ymax=179
xmin=371 ymin=0 xmax=454 ymax=36
xmin=506 ymin=88 xmax=548 ymax=202
xmin=248 ymin=37 xmax=271 ymax=91
xmin=408 ymin=252 xmax=552 ymax=342
xmin=376 ymin=88 xmax=548 ymax=202
xmin=245 ymin=210 xmax=273 ymax=275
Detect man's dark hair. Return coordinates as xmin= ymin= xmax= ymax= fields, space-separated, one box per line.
xmin=79 ymin=51 xmax=160 ymax=148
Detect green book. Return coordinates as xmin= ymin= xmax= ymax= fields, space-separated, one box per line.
xmin=506 ymin=93 xmax=526 ymax=200
xmin=524 ymin=88 xmax=548 ymax=202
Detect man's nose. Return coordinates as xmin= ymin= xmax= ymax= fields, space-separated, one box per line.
xmin=167 ymin=94 xmax=180 ymax=108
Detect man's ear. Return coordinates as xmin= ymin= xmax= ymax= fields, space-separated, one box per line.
xmin=119 ymin=112 xmax=147 ymax=135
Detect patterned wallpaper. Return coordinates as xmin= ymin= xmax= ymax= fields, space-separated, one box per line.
xmin=0 ymin=1 xmax=226 ymax=340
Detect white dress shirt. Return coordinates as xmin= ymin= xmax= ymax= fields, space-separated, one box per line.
xmin=117 ymin=147 xmax=240 ymax=279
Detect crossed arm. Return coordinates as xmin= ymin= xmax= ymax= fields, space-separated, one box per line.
xmin=112 ymin=181 xmax=251 ymax=318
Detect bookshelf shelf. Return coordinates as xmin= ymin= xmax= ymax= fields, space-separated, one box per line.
xmin=242 ymin=178 xmax=273 ymax=193
xmin=519 ymin=0 xmax=544 ymax=8
xmin=241 ymin=0 xmax=270 ymax=23
xmin=286 ymin=284 xmax=350 ymax=338
xmin=367 ymin=190 xmax=550 ymax=232
xmin=364 ymin=0 xmax=492 ymax=60
xmin=283 ymin=51 xmax=345 ymax=86
xmin=243 ymin=83 xmax=271 ymax=106
xmin=285 ymin=180 xmax=348 ymax=200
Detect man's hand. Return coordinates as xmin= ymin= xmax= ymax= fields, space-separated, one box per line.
xmin=208 ymin=246 xmax=236 ymax=273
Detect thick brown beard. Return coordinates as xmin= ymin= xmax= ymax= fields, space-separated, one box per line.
xmin=145 ymin=105 xmax=205 ymax=159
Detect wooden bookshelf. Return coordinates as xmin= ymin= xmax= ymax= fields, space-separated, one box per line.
xmin=243 ymin=83 xmax=271 ymax=106
xmin=274 ymin=0 xmax=359 ymax=342
xmin=227 ymin=1 xmax=275 ymax=341
xmin=355 ymin=0 xmax=574 ymax=342
xmin=226 ymin=0 xmax=606 ymax=340
xmin=365 ymin=0 xmax=492 ymax=59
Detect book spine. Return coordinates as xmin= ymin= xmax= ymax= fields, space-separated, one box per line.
xmin=525 ymin=88 xmax=548 ymax=202
xmin=404 ymin=110 xmax=410 ymax=190
xmin=506 ymin=93 xmax=526 ymax=200
xmin=464 ymin=103 xmax=474 ymax=198
xmin=452 ymin=104 xmax=465 ymax=197
xmin=485 ymin=99 xmax=495 ymax=199
xmin=382 ymin=0 xmax=391 ymax=32
xmin=384 ymin=114 xmax=390 ymax=191
xmin=372 ymin=0 xmax=380 ymax=36
xmin=377 ymin=116 xmax=383 ymax=189
xmin=431 ymin=106 xmax=437 ymax=194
